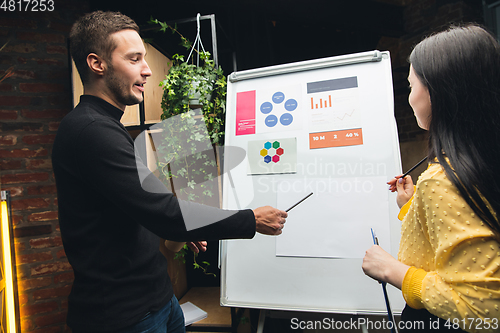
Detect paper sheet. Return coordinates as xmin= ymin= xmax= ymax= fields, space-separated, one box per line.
xmin=180 ymin=302 xmax=207 ymax=326
xmin=247 ymin=138 xmax=297 ymax=175
xmin=276 ymin=176 xmax=391 ymax=258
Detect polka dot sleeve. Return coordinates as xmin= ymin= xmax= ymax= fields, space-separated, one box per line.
xmin=400 ymin=171 xmax=500 ymax=332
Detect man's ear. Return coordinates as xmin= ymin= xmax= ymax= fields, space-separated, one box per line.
xmin=86 ymin=53 xmax=107 ymax=77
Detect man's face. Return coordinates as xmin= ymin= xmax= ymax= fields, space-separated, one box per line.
xmin=104 ymin=29 xmax=151 ymax=110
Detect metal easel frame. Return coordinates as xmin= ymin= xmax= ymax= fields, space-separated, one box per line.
xmin=142 ymin=14 xmax=221 ymax=69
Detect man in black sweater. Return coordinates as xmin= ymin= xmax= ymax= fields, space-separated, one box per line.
xmin=52 ymin=11 xmax=287 ymax=333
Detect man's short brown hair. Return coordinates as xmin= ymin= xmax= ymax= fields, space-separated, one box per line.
xmin=70 ymin=11 xmax=139 ymax=85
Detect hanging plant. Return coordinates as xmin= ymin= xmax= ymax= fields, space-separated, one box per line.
xmin=159 ymin=51 xmax=226 ymax=146
xmin=148 ymin=16 xmax=228 ymax=277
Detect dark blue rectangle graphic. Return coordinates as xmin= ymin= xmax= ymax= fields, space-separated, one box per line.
xmin=307 ymin=76 xmax=358 ymax=94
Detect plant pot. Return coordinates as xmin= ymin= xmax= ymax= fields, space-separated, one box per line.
xmin=189 ymin=78 xmax=212 ymax=106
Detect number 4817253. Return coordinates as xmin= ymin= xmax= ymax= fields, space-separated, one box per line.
xmin=1 ymin=0 xmax=55 ymax=12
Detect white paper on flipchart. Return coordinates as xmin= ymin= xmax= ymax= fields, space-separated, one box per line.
xmin=276 ymin=176 xmax=391 ymax=258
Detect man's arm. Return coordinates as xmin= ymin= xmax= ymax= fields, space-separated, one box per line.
xmin=78 ymin=119 xmax=285 ymax=241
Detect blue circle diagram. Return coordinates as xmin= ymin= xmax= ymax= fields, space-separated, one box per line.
xmin=284 ymin=99 xmax=298 ymax=111
xmin=260 ymin=102 xmax=273 ymax=114
xmin=265 ymin=115 xmax=278 ymax=127
xmin=272 ymin=92 xmax=285 ymax=104
xmin=280 ymin=113 xmax=293 ymax=126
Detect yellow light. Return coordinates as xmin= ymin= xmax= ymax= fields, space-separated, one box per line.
xmin=1 ymin=199 xmax=17 ymax=333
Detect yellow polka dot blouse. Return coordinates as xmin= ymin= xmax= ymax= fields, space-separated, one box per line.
xmin=398 ymin=163 xmax=500 ymax=332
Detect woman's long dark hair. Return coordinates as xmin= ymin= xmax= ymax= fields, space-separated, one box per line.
xmin=409 ymin=24 xmax=500 ymax=235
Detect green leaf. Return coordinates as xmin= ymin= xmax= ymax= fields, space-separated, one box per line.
xmin=159 ymin=22 xmax=169 ymax=33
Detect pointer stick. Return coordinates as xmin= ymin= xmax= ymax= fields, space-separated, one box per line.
xmin=286 ymin=192 xmax=313 ymax=212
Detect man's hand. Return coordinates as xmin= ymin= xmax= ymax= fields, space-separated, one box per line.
xmin=164 ymin=240 xmax=207 ymax=253
xmin=253 ymin=206 xmax=287 ymax=235
xmin=186 ymin=241 xmax=207 ymax=254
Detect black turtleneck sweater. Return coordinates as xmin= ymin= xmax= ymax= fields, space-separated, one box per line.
xmin=52 ymin=95 xmax=255 ymax=331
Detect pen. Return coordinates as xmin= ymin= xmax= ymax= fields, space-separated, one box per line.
xmin=370 ymin=228 xmax=379 ymax=245
xmin=286 ymin=192 xmax=313 ymax=212
xmin=370 ymin=229 xmax=398 ymax=333
xmin=400 ymin=156 xmax=428 ymax=179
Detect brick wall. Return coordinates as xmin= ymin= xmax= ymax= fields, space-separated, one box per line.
xmin=0 ymin=3 xmax=88 ymax=332
xmin=378 ymin=0 xmax=484 ymax=143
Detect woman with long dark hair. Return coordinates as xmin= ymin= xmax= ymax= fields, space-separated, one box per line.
xmin=362 ymin=24 xmax=500 ymax=333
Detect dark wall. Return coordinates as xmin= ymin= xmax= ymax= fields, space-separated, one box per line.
xmin=385 ymin=0 xmax=484 ymax=143
xmin=91 ymin=0 xmax=406 ymax=76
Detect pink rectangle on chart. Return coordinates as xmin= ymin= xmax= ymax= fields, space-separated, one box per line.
xmin=236 ymin=90 xmax=256 ymax=136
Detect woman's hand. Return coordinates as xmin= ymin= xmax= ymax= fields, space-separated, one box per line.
xmin=362 ymin=245 xmax=410 ymax=290
xmin=387 ymin=175 xmax=414 ymax=208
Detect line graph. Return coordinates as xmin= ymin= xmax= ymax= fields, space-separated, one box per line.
xmin=335 ymin=108 xmax=355 ymax=121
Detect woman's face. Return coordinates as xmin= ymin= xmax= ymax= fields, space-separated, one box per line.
xmin=408 ymin=64 xmax=432 ymax=130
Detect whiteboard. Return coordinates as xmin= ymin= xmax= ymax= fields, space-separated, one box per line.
xmin=220 ymin=51 xmax=405 ymax=315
